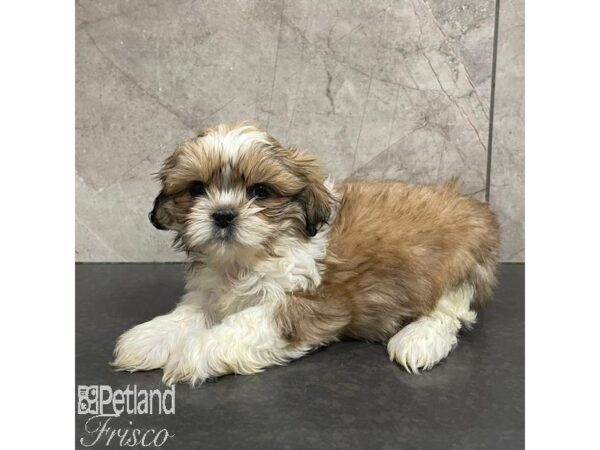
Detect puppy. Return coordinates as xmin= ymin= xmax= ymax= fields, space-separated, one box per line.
xmin=112 ymin=123 xmax=500 ymax=385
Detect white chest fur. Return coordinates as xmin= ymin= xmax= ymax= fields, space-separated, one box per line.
xmin=183 ymin=233 xmax=329 ymax=325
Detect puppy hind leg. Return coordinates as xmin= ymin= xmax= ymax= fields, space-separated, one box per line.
xmin=387 ymin=284 xmax=477 ymax=373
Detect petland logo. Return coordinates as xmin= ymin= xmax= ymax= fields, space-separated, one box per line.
xmin=77 ymin=385 xmax=175 ymax=447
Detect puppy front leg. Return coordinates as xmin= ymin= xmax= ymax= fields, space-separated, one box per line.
xmin=162 ymin=304 xmax=310 ymax=386
xmin=112 ymin=293 xmax=207 ymax=372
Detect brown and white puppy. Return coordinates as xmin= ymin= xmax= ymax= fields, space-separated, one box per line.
xmin=112 ymin=123 xmax=500 ymax=385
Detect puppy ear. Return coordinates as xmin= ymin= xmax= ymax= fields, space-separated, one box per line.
xmin=149 ymin=190 xmax=169 ymax=230
xmin=298 ymin=181 xmax=332 ymax=237
xmin=284 ymin=148 xmax=332 ymax=237
xmin=149 ymin=151 xmax=183 ymax=231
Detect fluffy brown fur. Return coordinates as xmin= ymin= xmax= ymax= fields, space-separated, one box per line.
xmin=276 ymin=179 xmax=500 ymax=346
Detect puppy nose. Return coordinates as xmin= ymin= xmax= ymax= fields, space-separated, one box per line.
xmin=212 ymin=209 xmax=237 ymax=228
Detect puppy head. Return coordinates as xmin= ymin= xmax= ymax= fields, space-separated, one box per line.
xmin=150 ymin=123 xmax=332 ymax=260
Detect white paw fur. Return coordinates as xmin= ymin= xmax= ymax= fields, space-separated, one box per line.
xmin=112 ymin=317 xmax=173 ymax=371
xmin=387 ymin=284 xmax=477 ymax=373
xmin=112 ymin=302 xmax=206 ymax=372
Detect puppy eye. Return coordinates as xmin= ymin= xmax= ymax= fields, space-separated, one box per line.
xmin=189 ymin=181 xmax=206 ymax=197
xmin=248 ymin=184 xmax=271 ymax=200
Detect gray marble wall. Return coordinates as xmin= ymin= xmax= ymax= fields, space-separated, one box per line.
xmin=76 ymin=0 xmax=524 ymax=262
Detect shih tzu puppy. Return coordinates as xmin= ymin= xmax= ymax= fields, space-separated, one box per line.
xmin=112 ymin=122 xmax=500 ymax=385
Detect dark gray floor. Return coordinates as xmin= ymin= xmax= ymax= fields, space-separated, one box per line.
xmin=76 ymin=263 xmax=524 ymax=449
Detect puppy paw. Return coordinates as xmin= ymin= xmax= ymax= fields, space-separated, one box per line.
xmin=162 ymin=348 xmax=208 ymax=386
xmin=111 ymin=319 xmax=172 ymax=372
xmin=387 ymin=318 xmax=458 ymax=374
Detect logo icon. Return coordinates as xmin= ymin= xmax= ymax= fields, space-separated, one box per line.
xmin=77 ymin=385 xmax=99 ymax=415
